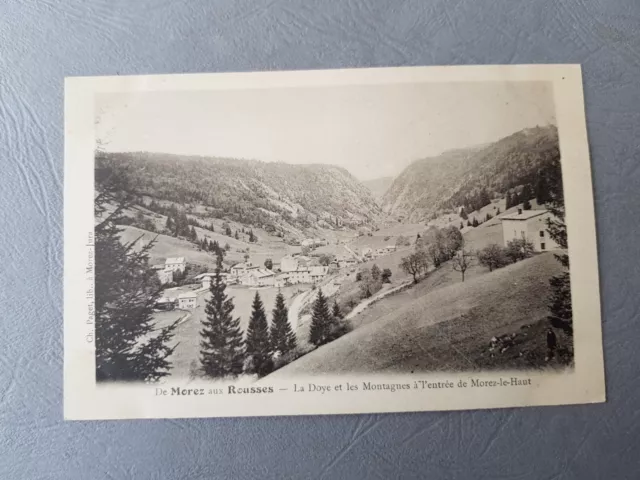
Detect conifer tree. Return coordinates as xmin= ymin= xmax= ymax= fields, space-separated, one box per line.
xmin=200 ymin=252 xmax=245 ymax=378
xmin=332 ymin=299 xmax=342 ymax=319
xmin=270 ymin=292 xmax=297 ymax=356
xmin=245 ymin=292 xmax=273 ymax=377
xmin=544 ymin=151 xmax=572 ymax=336
xmin=95 ymin=167 xmax=177 ymax=382
xmin=309 ymin=289 xmax=333 ymax=346
xmin=371 ymin=264 xmax=381 ymax=281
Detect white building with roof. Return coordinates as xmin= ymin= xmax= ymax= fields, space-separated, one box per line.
xmin=152 ymin=265 xmax=174 ymax=284
xmin=500 ymin=209 xmax=560 ymax=252
xmin=164 ymin=257 xmax=186 ymax=273
xmin=177 ymin=291 xmax=197 ymax=309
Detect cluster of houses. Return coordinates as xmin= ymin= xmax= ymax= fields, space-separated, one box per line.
xmin=229 ymin=255 xmax=330 ymax=288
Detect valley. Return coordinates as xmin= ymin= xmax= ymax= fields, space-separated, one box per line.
xmin=97 ymin=123 xmax=572 ymax=379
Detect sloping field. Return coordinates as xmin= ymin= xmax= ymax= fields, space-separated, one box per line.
xmin=118 ymin=226 xmax=218 ymax=268
xmin=268 ymin=252 xmax=562 ymax=377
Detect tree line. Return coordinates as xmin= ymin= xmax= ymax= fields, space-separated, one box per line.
xmin=199 ymin=253 xmax=298 ymax=378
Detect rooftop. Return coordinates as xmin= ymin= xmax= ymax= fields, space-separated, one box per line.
xmin=165 ymin=256 xmax=186 ymax=264
xmin=178 ymin=292 xmax=197 ymax=299
xmin=500 ymin=209 xmax=548 ymax=221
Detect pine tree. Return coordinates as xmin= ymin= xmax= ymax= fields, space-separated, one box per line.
xmin=332 ymin=300 xmax=342 ymax=319
xmin=200 ymin=252 xmax=245 ymax=378
xmin=467 ymin=220 xmax=472 ymax=227
xmin=535 ymin=175 xmax=547 ymax=204
xmin=165 ymin=215 xmax=174 ymax=235
xmin=270 ymin=292 xmax=297 ymax=356
xmin=95 ymin=169 xmax=177 ymax=382
xmin=309 ymin=289 xmax=333 ymax=346
xmin=460 ymin=222 xmax=464 ymax=230
xmin=523 ymin=199 xmax=532 ymax=210
xmin=505 ymin=191 xmax=512 ymax=210
xmin=472 ymin=217 xmax=479 ymax=227
xmin=245 ymin=292 xmax=273 ymax=377
xmin=234 ymin=230 xmax=239 ymax=240
xmin=371 ymin=264 xmax=381 ymax=281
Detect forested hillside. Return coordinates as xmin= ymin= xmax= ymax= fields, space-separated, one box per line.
xmin=96 ymin=152 xmax=382 ymax=233
xmin=382 ymin=125 xmax=560 ymax=221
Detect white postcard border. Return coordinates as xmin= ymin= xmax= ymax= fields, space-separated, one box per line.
xmin=64 ymin=65 xmax=605 ymax=420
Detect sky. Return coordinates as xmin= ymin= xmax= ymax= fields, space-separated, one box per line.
xmin=95 ymin=81 xmax=556 ymax=181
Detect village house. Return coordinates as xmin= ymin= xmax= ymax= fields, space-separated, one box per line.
xmin=500 ymin=209 xmax=560 ymax=252
xmin=274 ymin=273 xmax=290 ymax=288
xmin=335 ymin=256 xmax=357 ymax=269
xmin=193 ymin=272 xmax=236 ymax=289
xmin=164 ymin=257 xmax=186 ymax=273
xmin=301 ymin=238 xmax=327 ymax=249
xmin=240 ymin=268 xmax=275 ymax=287
xmin=362 ymin=247 xmax=373 ymax=258
xmin=309 ymin=266 xmax=329 ymax=283
xmin=152 ymin=265 xmax=174 ymax=284
xmin=230 ymin=261 xmax=259 ymax=278
xmin=385 ymin=245 xmax=397 ymax=253
xmin=177 ymin=291 xmax=197 ymax=310
xmin=280 ymin=255 xmax=299 ymax=272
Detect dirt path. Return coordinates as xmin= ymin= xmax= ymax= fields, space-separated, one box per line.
xmin=344 ymin=280 xmax=413 ymax=320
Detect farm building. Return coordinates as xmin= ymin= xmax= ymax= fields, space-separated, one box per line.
xmin=500 ymin=209 xmax=560 ymax=252
xmin=164 ymin=257 xmax=186 ymax=273
xmin=177 ymin=292 xmax=197 ymax=310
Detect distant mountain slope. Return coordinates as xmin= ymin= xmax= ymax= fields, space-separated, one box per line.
xmin=362 ymin=176 xmax=394 ymax=200
xmin=381 ymin=125 xmax=559 ymax=221
xmin=96 ymin=152 xmax=382 ymax=232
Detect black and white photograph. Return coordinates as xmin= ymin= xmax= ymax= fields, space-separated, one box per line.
xmin=65 ymin=66 xmax=604 ymax=419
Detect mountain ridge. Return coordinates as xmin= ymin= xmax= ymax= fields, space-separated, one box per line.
xmin=96 ymin=151 xmax=382 ymax=235
xmin=382 ymin=125 xmax=559 ymax=221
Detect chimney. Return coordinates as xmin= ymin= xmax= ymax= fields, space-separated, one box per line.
xmin=517 ymin=208 xmax=523 ymax=215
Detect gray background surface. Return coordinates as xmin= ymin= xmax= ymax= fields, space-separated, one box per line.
xmin=1 ymin=1 xmax=639 ymax=478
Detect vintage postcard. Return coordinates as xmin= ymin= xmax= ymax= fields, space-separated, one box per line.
xmin=64 ymin=65 xmax=605 ymax=420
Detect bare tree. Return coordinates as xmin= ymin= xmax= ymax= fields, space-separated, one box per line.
xmin=452 ymin=249 xmax=474 ymax=282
